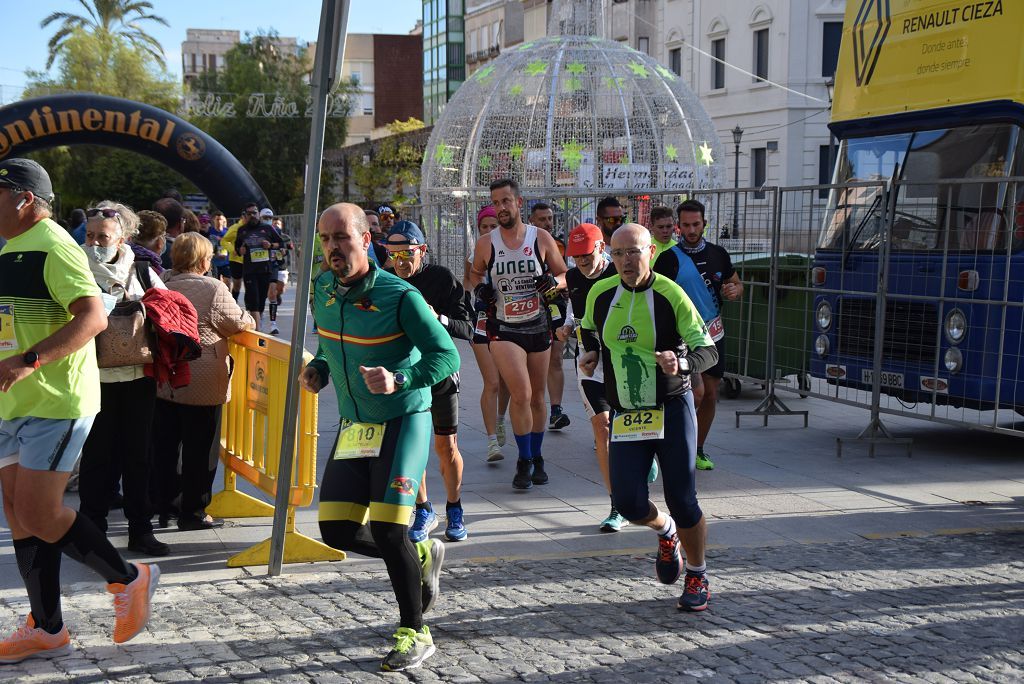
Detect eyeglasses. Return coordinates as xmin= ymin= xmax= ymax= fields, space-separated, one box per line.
xmin=86 ymin=208 xmax=120 ymax=220
xmin=610 ymin=248 xmax=645 ymax=259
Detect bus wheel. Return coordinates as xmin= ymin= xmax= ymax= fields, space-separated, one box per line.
xmin=722 ymin=377 xmax=742 ymax=400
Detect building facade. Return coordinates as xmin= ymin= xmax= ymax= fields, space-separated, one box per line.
xmin=181 ymin=29 xmax=240 ymax=84
xmin=423 ymin=0 xmax=467 ymax=124
xmin=663 ymin=0 xmax=845 ymax=192
xmin=465 ymin=0 xmax=524 ymax=76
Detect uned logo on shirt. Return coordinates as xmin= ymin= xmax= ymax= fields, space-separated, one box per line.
xmin=617 ymin=325 xmax=638 ymax=343
xmin=523 ymin=246 xmax=533 ymax=257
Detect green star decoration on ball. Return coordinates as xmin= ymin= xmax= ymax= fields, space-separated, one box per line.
xmin=510 ymin=144 xmax=524 ymax=161
xmin=627 ymin=62 xmax=648 ymax=78
xmin=475 ymin=65 xmax=495 ymax=82
xmin=479 ymin=154 xmax=492 ymax=170
xmin=525 ymin=60 xmax=548 ymax=76
xmin=564 ymin=77 xmax=582 ymax=92
xmin=698 ymin=142 xmax=714 ymax=166
xmin=665 ymin=144 xmax=679 ymax=162
xmin=604 ymin=76 xmax=626 ymax=90
xmin=561 ymin=141 xmax=585 ymax=172
xmin=566 ymin=61 xmax=585 ymax=75
xmin=434 ymin=142 xmax=453 ymax=165
xmin=509 ymin=83 xmax=524 ymax=96
xmin=656 ymin=65 xmax=676 ymax=81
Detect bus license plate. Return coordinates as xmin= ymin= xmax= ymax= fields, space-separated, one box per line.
xmin=861 ymin=369 xmax=904 ymax=388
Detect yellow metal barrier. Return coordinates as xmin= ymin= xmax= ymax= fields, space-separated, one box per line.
xmin=206 ymin=331 xmax=345 ymax=567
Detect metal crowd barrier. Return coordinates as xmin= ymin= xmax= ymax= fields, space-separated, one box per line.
xmin=206 ymin=331 xmax=344 ymax=567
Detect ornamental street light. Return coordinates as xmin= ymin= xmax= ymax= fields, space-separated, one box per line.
xmin=732 ymin=124 xmax=743 ymax=239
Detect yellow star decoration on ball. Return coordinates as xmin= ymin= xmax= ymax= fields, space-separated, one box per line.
xmin=475 ymin=65 xmax=495 ymax=82
xmin=510 ymin=144 xmax=524 ymax=161
xmin=698 ymin=142 xmax=714 ymax=166
xmin=655 ymin=65 xmax=677 ymax=81
xmin=434 ymin=142 xmax=453 ymax=165
xmin=509 ymin=84 xmax=524 ymax=96
xmin=665 ymin=144 xmax=679 ymax=162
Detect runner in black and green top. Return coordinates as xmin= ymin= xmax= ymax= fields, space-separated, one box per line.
xmin=578 ymin=223 xmax=718 ymax=613
xmin=299 ymin=203 xmax=459 ymax=672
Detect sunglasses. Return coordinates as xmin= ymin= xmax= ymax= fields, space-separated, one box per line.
xmin=601 ymin=215 xmax=624 ymax=225
xmin=86 ymin=208 xmax=120 ymax=219
xmin=387 ymin=249 xmax=420 ymax=260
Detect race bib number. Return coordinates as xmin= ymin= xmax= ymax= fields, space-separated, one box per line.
xmin=0 ymin=305 xmax=18 ymax=351
xmin=502 ymin=292 xmax=540 ymax=323
xmin=611 ymin=408 xmax=665 ymax=442
xmin=250 ymin=248 xmax=270 ymax=263
xmin=333 ymin=420 xmax=386 ymax=459
xmin=707 ymin=315 xmax=725 ymax=342
xmin=474 ymin=311 xmax=488 ymax=337
xmin=548 ymin=304 xmax=562 ymax=322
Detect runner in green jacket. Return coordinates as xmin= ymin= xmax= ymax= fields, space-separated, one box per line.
xmin=299 ymin=203 xmax=459 ymax=672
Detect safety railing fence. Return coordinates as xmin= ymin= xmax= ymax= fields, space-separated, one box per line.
xmin=421 ymin=175 xmax=1024 ymax=451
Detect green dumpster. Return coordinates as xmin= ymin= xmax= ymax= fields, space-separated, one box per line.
xmin=720 ymin=253 xmax=812 ymax=399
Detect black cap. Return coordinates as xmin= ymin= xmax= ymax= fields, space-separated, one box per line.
xmin=0 ymin=158 xmax=54 ymax=203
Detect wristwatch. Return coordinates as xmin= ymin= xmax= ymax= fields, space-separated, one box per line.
xmin=393 ymin=371 xmax=408 ymax=390
xmin=676 ymin=353 xmax=691 ymax=376
xmin=23 ymin=351 xmax=40 ymax=370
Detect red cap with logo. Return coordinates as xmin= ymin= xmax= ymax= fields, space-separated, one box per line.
xmin=565 ymin=223 xmax=604 ymax=257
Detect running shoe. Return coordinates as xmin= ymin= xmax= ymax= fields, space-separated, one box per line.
xmin=107 ymin=562 xmax=160 ymax=644
xmin=600 ymin=507 xmax=628 ymax=533
xmin=496 ymin=422 xmax=506 ymax=446
xmin=512 ymin=458 xmax=534 ymax=489
xmin=655 ymin=533 xmax=684 ymax=585
xmin=0 ymin=615 xmax=70 ymax=663
xmin=548 ymin=408 xmax=570 ymax=430
xmin=696 ymin=449 xmax=715 ymax=471
xmin=486 ymin=439 xmax=503 ymax=463
xmin=648 ymin=459 xmax=659 ymax=483
xmin=270 ymin=324 xmax=280 ymax=336
xmin=419 ymin=538 xmax=445 ymax=613
xmin=677 ymin=573 xmax=711 ymax=612
xmin=444 ymin=506 xmax=468 ymax=541
xmin=531 ymin=455 xmax=549 ymax=485
xmin=408 ymin=508 xmax=438 ymax=543
xmin=380 ymin=626 xmax=436 ymax=672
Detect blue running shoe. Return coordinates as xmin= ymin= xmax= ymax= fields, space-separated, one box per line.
xmin=655 ymin=532 xmax=684 ymax=585
xmin=409 ymin=508 xmax=438 ymax=543
xmin=444 ymin=506 xmax=468 ymax=541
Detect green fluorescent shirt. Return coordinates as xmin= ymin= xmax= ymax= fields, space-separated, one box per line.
xmin=580 ymin=272 xmax=713 ymax=411
xmin=651 ymin=237 xmax=676 ymax=265
xmin=0 ymin=218 xmax=101 ymax=419
xmin=309 ymin=261 xmax=460 ymax=423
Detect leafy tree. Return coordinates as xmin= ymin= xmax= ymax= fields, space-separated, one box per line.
xmin=42 ymin=0 xmax=168 ymax=69
xmin=23 ymin=29 xmax=187 ymax=215
xmin=188 ymin=32 xmax=351 ymax=213
xmin=351 ymin=118 xmax=426 ymax=206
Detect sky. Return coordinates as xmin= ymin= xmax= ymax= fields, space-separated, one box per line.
xmin=0 ymin=0 xmax=423 ymax=102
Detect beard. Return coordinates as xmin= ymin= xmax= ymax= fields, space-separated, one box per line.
xmin=497 ymin=210 xmax=517 ymax=229
xmin=329 ymin=251 xmax=353 ymax=279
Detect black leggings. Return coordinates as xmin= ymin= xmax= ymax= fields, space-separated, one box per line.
xmin=609 ymin=393 xmax=703 ymax=529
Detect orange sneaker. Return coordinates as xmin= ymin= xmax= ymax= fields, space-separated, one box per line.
xmin=107 ymin=562 xmax=160 ymax=644
xmin=0 ymin=614 xmax=71 ymax=663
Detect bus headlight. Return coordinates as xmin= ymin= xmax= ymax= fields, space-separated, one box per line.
xmin=944 ymin=309 xmax=966 ymax=344
xmin=815 ymin=300 xmax=832 ymax=331
xmin=943 ymin=347 xmax=963 ymax=373
xmin=815 ymin=334 xmax=829 ymax=358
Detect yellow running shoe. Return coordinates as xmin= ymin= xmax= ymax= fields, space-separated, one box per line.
xmin=0 ymin=614 xmax=70 ymax=663
xmin=107 ymin=562 xmax=160 ymax=644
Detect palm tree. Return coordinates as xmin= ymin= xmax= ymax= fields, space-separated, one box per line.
xmin=41 ymin=0 xmax=170 ymax=70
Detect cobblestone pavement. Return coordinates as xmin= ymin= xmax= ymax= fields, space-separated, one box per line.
xmin=2 ymin=530 xmax=1022 ymax=683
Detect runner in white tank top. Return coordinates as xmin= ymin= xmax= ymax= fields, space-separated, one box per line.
xmin=487 ymin=225 xmax=547 ymax=332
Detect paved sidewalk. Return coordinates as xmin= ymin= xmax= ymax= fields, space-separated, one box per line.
xmin=2 ymin=285 xmax=1024 ymax=681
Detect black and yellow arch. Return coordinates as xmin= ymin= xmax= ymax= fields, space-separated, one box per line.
xmin=0 ymin=93 xmax=270 ymax=214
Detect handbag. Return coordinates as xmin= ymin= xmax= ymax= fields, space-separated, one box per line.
xmin=95 ymin=263 xmax=156 ymax=368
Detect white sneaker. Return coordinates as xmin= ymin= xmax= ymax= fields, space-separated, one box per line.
xmin=487 ymin=440 xmax=503 ymax=462
xmin=270 ymin=324 xmax=280 ymax=336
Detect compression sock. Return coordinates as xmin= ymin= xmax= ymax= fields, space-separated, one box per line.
xmin=371 ymin=522 xmax=423 ymax=631
xmin=530 ymin=431 xmax=545 ymax=457
xmin=56 ymin=512 xmax=136 ymax=585
xmin=13 ymin=537 xmax=64 ymax=634
xmin=514 ymin=433 xmax=532 ymax=460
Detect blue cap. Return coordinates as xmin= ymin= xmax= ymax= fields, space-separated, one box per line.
xmin=386 ymin=220 xmax=425 ymax=245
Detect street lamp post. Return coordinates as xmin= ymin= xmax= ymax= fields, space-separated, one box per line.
xmin=825 ymin=77 xmax=836 ymax=186
xmin=732 ymin=124 xmax=743 ymax=239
